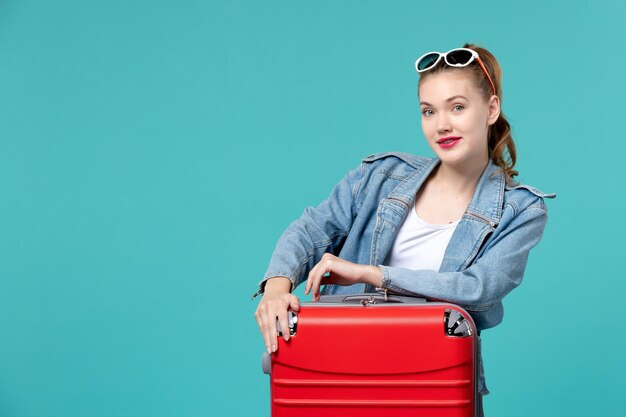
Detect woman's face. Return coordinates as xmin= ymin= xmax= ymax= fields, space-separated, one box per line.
xmin=418 ymin=71 xmax=499 ymax=170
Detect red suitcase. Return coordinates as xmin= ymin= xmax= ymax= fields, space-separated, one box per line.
xmin=262 ymin=294 xmax=478 ymax=417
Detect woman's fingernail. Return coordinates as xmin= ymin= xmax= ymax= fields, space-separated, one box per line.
xmin=272 ymin=344 xmax=277 ymax=352
xmin=267 ymin=346 xmax=271 ymax=354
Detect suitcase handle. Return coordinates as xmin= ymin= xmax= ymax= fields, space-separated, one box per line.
xmin=318 ymin=294 xmax=427 ymax=304
xmin=273 ymin=295 xmax=427 ymax=338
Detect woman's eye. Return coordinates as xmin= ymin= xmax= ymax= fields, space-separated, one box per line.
xmin=453 ymin=105 xmax=464 ymax=111
xmin=422 ymin=109 xmax=433 ymax=116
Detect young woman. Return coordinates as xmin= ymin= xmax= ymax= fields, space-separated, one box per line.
xmin=253 ymin=43 xmax=554 ymax=414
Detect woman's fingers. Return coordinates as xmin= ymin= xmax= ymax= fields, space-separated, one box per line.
xmin=266 ymin=306 xmax=278 ymax=352
xmin=309 ymin=269 xmax=324 ymax=301
xmin=309 ymin=255 xmax=333 ymax=298
xmin=255 ymin=279 xmax=298 ymax=354
xmin=276 ymin=306 xmax=290 ymax=342
xmin=306 ymin=254 xmax=369 ymax=300
xmin=255 ymin=300 xmax=278 ymax=353
xmin=289 ymin=294 xmax=300 ymax=312
xmin=256 ymin=306 xmax=272 ymax=354
xmin=313 ymin=278 xmax=323 ymax=301
xmin=305 ymin=262 xmax=320 ymax=295
xmin=307 ymin=254 xmax=337 ymax=300
xmin=256 ymin=293 xmax=298 ymax=353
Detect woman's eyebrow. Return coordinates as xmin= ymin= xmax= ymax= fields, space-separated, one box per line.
xmin=420 ymin=95 xmax=468 ymax=106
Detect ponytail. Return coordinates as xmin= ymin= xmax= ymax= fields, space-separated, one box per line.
xmin=464 ymin=43 xmax=518 ymax=184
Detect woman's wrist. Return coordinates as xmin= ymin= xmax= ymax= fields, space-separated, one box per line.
xmin=264 ymin=276 xmax=293 ymax=294
xmin=361 ymin=265 xmax=383 ymax=287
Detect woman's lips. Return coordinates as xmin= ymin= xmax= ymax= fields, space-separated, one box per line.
xmin=437 ymin=136 xmax=462 ymax=149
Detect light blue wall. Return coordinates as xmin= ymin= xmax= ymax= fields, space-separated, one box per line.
xmin=0 ymin=1 xmax=623 ymax=416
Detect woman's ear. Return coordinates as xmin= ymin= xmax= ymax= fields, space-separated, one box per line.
xmin=487 ymin=94 xmax=500 ymax=126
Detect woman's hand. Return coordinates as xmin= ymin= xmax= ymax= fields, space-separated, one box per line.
xmin=305 ymin=253 xmax=383 ymax=301
xmin=254 ymin=277 xmax=300 ymax=354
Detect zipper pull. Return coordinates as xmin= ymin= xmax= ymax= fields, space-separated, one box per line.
xmin=375 ymin=286 xmax=388 ymax=302
xmin=251 ymin=289 xmax=262 ymax=300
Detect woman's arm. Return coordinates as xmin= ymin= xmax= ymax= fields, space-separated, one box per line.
xmin=254 ymin=161 xmax=366 ymax=354
xmin=255 ymin=162 xmax=366 ymax=296
xmin=378 ymin=202 xmax=549 ymax=310
xmin=304 ymin=200 xmax=549 ymax=314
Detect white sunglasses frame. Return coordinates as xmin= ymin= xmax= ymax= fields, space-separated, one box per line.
xmin=415 ymin=48 xmax=478 ymax=73
xmin=415 ymin=48 xmax=497 ymax=96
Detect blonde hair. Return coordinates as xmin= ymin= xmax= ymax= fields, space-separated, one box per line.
xmin=418 ymin=43 xmax=518 ymax=184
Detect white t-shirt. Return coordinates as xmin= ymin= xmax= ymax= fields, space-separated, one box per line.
xmin=383 ymin=204 xmax=459 ymax=271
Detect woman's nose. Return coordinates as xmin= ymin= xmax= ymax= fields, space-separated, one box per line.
xmin=436 ymin=115 xmax=452 ymax=133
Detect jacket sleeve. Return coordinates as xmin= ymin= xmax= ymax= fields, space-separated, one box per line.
xmin=255 ymin=162 xmax=366 ymax=295
xmin=378 ymin=201 xmax=549 ymax=311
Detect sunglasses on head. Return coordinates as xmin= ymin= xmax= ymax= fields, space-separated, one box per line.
xmin=415 ymin=48 xmax=497 ymax=96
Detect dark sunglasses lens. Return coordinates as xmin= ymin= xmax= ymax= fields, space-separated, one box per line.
xmin=447 ymin=49 xmax=473 ymax=65
xmin=417 ymin=53 xmax=440 ymax=71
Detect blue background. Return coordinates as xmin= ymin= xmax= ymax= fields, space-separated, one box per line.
xmin=1 ymin=1 xmax=623 ymax=416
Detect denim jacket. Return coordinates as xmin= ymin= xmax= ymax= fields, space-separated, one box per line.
xmin=255 ymin=152 xmax=555 ymax=394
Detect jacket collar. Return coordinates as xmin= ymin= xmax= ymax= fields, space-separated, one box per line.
xmin=387 ymin=158 xmax=505 ymax=226
xmin=465 ymin=160 xmax=505 ymax=226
